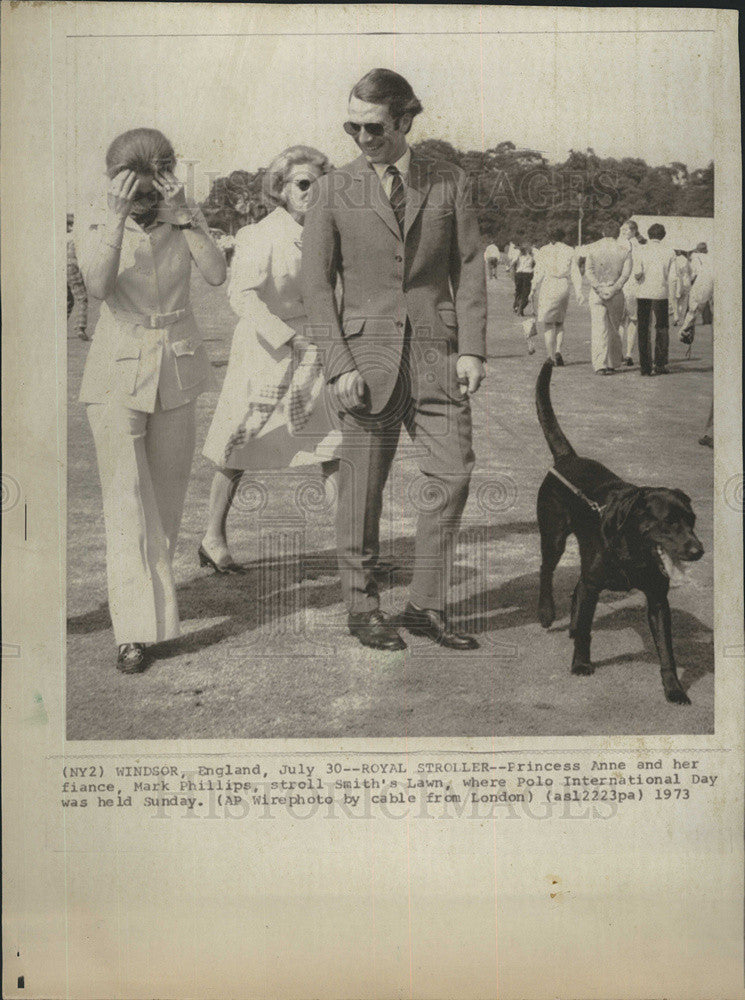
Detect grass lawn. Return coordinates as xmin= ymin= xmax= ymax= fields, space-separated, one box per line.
xmin=66 ymin=270 xmax=714 ymax=739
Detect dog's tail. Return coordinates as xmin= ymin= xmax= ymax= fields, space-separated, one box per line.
xmin=536 ymin=359 xmax=576 ymax=461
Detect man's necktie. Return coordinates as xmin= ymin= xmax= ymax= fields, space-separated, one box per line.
xmin=386 ymin=164 xmax=406 ymax=235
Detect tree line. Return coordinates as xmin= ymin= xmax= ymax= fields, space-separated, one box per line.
xmin=200 ymin=141 xmax=714 ymax=248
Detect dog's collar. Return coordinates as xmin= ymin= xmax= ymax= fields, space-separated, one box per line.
xmin=548 ymin=467 xmax=607 ymax=516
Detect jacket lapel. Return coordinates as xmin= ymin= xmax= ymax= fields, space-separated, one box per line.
xmin=403 ymin=153 xmax=432 ymax=238
xmin=352 ymin=156 xmax=400 ymax=239
xmin=350 ymin=152 xmax=433 ymax=240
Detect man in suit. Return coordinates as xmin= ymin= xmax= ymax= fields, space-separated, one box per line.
xmin=302 ymin=68 xmax=487 ymax=651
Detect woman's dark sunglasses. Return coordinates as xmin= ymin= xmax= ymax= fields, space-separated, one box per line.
xmin=343 ymin=120 xmax=387 ymax=138
xmin=292 ymin=179 xmax=313 ymax=191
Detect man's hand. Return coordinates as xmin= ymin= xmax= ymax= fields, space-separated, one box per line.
xmin=456 ymin=355 xmax=486 ymax=396
xmin=333 ymin=369 xmax=367 ymax=410
xmin=290 ymin=331 xmax=312 ymax=354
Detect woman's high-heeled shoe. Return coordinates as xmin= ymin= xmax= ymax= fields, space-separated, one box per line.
xmin=198 ymin=544 xmax=246 ymax=574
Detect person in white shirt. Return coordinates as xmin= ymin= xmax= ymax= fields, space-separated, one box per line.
xmin=617 ymin=220 xmax=644 ymax=366
xmin=513 ymin=244 xmax=535 ymax=315
xmin=506 ymin=240 xmax=520 ymax=284
xmin=76 ymin=128 xmax=227 ymax=673
xmin=689 ymin=242 xmax=710 ymax=280
xmin=634 ymin=223 xmax=676 ymax=375
xmin=483 ymin=242 xmax=500 ymax=279
xmin=530 ymin=225 xmax=583 ymax=365
xmin=670 ymin=249 xmax=693 ymax=326
xmin=689 ymin=242 xmax=714 ymax=325
xmin=583 ymin=221 xmax=632 ymax=374
xmin=679 ymin=244 xmax=714 ymax=351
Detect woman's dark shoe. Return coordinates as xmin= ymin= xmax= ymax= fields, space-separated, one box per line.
xmin=398 ymin=603 xmax=479 ymax=650
xmin=624 ymin=356 xmax=634 ymax=367
xmin=117 ymin=643 xmax=148 ymax=674
xmin=698 ymin=434 xmax=713 ymax=448
xmin=198 ymin=544 xmax=246 ymax=574
xmin=554 ymin=352 xmax=565 ymax=367
xmin=348 ymin=610 xmax=406 ymax=651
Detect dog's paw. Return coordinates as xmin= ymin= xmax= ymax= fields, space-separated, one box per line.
xmin=571 ymin=660 xmax=595 ymax=676
xmin=664 ymin=684 xmax=691 ymax=706
xmin=538 ymin=601 xmax=555 ymax=629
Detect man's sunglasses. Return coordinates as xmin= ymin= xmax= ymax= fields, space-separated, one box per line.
xmin=343 ymin=120 xmax=389 ymax=138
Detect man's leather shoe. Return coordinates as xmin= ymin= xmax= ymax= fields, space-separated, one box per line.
xmin=348 ymin=610 xmax=406 ymax=651
xmin=399 ymin=603 xmax=479 ymax=650
xmin=117 ymin=643 xmax=148 ymax=673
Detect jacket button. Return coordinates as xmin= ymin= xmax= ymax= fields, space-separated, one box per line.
xmin=396 ymin=320 xmax=404 ymax=329
xmin=395 ymin=254 xmax=403 ymax=262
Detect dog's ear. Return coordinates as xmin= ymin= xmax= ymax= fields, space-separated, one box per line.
xmin=601 ymin=488 xmax=645 ymax=547
xmin=670 ymin=488 xmax=692 ymax=508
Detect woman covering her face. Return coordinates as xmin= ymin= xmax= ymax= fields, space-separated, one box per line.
xmin=75 ymin=127 xmax=226 ymax=673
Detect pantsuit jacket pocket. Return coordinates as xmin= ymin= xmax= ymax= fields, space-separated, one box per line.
xmin=114 ymin=344 xmax=142 ymax=396
xmin=171 ymin=338 xmax=210 ymax=391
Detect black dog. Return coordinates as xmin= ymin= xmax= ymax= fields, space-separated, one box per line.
xmin=535 ymin=360 xmax=704 ymax=704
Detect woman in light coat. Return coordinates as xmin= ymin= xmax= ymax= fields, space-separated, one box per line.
xmin=77 ymin=128 xmax=226 ymax=672
xmin=530 ymin=226 xmax=583 ymax=365
xmin=200 ymin=146 xmax=341 ymax=572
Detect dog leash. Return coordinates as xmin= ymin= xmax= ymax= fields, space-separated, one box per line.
xmin=548 ymin=467 xmax=607 ymax=516
xmin=548 ymin=469 xmax=639 ymax=591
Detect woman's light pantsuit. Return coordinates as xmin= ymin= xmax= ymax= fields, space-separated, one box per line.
xmin=87 ymin=396 xmax=196 ymax=644
xmin=76 ymin=200 xmax=214 ymax=646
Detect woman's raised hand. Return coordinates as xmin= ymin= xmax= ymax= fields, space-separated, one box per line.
xmin=153 ymin=169 xmax=187 ymax=209
xmin=107 ymin=170 xmax=140 ymax=219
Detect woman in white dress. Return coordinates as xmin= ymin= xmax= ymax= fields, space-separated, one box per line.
xmin=530 ymin=226 xmax=583 ymax=365
xmin=200 ymin=146 xmax=342 ymax=571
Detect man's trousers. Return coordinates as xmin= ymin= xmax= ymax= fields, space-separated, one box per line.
xmin=637 ymin=298 xmax=670 ymax=373
xmin=336 ymin=348 xmax=475 ymax=614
